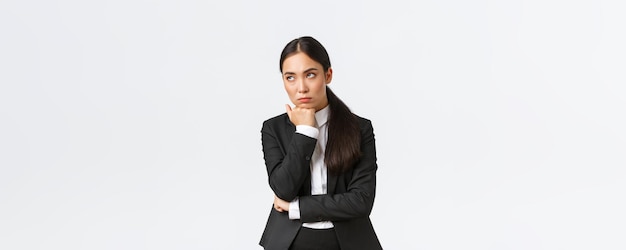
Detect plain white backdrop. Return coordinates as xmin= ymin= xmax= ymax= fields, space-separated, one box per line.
xmin=1 ymin=0 xmax=625 ymax=249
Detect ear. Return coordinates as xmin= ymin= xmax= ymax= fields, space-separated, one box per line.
xmin=325 ymin=67 xmax=333 ymax=85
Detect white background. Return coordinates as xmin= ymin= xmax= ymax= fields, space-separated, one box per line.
xmin=1 ymin=0 xmax=625 ymax=249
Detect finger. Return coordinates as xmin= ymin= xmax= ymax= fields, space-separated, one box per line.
xmin=285 ymin=104 xmax=293 ymax=118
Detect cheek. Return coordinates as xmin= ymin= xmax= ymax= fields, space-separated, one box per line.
xmin=314 ymin=81 xmax=326 ymax=93
xmin=283 ymin=85 xmax=296 ymax=98
xmin=282 ymin=81 xmax=291 ymax=91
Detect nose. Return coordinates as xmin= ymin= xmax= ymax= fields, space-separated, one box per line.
xmin=296 ymin=79 xmax=308 ymax=93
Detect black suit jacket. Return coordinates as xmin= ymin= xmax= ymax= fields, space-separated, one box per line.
xmin=259 ymin=113 xmax=382 ymax=250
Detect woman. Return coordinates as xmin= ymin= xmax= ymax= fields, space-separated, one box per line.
xmin=259 ymin=36 xmax=382 ymax=250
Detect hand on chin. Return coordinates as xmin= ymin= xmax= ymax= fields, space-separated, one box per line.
xmin=285 ymin=104 xmax=316 ymax=126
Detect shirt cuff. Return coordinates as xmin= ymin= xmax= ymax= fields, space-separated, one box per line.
xmin=296 ymin=125 xmax=319 ymax=139
xmin=288 ymin=197 xmax=301 ymax=220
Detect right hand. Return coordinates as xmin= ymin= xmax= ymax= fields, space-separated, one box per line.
xmin=273 ymin=195 xmax=289 ymax=213
xmin=286 ymin=104 xmax=316 ymax=126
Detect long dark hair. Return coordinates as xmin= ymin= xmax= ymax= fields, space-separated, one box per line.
xmin=279 ymin=36 xmax=361 ymax=174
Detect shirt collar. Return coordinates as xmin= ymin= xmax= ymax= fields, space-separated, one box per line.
xmin=315 ymin=105 xmax=330 ymax=127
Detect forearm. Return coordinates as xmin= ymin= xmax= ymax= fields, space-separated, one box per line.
xmin=263 ymin=126 xmax=319 ymax=201
xmin=298 ymin=179 xmax=376 ymax=222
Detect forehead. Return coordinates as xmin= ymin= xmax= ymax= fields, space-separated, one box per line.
xmin=282 ymin=52 xmax=322 ymax=73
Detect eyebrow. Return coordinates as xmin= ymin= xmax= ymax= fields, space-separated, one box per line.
xmin=284 ymin=67 xmax=319 ymax=75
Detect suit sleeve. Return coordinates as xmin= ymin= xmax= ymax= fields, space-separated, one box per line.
xmin=262 ymin=119 xmax=316 ymax=201
xmin=298 ymin=120 xmax=378 ymax=222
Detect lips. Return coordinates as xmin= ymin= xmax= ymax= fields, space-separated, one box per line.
xmin=298 ymin=97 xmax=312 ymax=103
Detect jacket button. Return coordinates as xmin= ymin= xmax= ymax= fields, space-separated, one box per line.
xmin=305 ymin=156 xmax=311 ymax=161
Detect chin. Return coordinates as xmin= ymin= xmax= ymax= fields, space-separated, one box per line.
xmin=296 ymin=103 xmax=311 ymax=107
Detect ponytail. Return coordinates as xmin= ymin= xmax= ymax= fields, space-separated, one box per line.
xmin=325 ymin=87 xmax=361 ymax=174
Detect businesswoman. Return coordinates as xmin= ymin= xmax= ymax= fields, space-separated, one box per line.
xmin=259 ymin=36 xmax=382 ymax=250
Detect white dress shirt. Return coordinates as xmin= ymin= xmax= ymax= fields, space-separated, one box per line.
xmin=288 ymin=105 xmax=334 ymax=229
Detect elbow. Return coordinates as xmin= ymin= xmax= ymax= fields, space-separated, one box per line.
xmin=352 ymin=192 xmax=376 ymax=217
xmin=274 ymin=190 xmax=298 ymax=202
xmin=269 ymin=180 xmax=299 ymax=201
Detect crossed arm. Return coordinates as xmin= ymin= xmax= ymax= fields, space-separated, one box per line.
xmin=262 ymin=118 xmax=377 ymax=223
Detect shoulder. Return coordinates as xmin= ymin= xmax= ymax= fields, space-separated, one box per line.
xmin=352 ymin=113 xmax=376 ymax=139
xmin=353 ymin=113 xmax=373 ymax=130
xmin=262 ymin=113 xmax=291 ymax=131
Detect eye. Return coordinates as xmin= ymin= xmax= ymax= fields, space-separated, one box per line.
xmin=306 ymin=73 xmax=316 ymax=78
xmin=285 ymin=75 xmax=295 ymax=81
